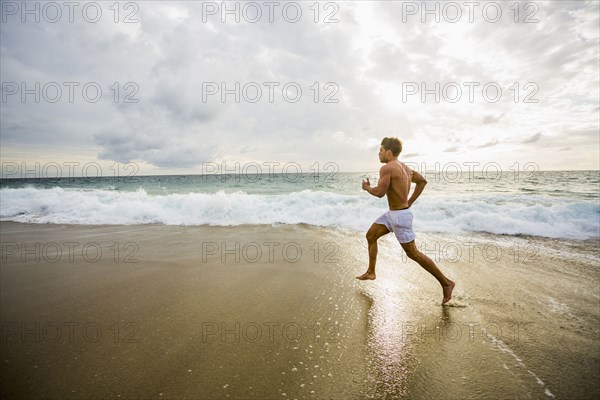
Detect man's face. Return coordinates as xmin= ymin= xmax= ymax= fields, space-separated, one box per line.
xmin=378 ymin=146 xmax=389 ymax=163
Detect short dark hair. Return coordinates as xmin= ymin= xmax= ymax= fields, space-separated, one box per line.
xmin=381 ymin=137 xmax=402 ymax=156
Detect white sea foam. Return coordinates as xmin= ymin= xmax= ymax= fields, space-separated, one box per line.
xmin=1 ymin=187 xmax=598 ymax=240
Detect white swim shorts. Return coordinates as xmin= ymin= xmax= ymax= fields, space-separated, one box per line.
xmin=374 ymin=209 xmax=416 ymax=244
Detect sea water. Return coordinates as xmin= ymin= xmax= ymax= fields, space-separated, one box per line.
xmin=1 ymin=170 xmax=598 ymax=240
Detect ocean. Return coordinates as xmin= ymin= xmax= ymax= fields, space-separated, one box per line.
xmin=1 ymin=170 xmax=598 ymax=240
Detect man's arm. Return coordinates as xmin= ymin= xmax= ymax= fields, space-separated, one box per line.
xmin=362 ymin=165 xmax=390 ymax=198
xmin=408 ymin=169 xmax=427 ymax=207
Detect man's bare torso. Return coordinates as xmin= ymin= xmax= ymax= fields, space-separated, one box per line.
xmin=385 ymin=160 xmax=412 ymax=210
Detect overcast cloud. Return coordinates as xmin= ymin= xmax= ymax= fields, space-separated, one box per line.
xmin=1 ymin=0 xmax=598 ymax=176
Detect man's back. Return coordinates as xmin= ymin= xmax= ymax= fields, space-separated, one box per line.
xmin=384 ymin=160 xmax=413 ymax=210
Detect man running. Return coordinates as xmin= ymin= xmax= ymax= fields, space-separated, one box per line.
xmin=356 ymin=137 xmax=455 ymax=305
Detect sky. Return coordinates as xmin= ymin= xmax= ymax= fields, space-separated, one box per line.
xmin=1 ymin=0 xmax=599 ymax=177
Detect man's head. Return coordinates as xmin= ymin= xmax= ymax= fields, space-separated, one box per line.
xmin=379 ymin=137 xmax=402 ymax=163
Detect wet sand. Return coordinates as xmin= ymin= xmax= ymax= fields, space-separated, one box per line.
xmin=0 ymin=222 xmax=598 ymax=399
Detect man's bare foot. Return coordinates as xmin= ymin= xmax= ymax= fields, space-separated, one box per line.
xmin=442 ymin=280 xmax=455 ymax=305
xmin=356 ymin=271 xmax=376 ymax=280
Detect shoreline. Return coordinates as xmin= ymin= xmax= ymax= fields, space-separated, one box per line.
xmin=2 ymin=219 xmax=598 ymax=243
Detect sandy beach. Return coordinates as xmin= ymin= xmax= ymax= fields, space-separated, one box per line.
xmin=1 ymin=221 xmax=598 ymax=399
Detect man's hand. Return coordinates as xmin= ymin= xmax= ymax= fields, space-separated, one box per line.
xmin=362 ymin=178 xmax=371 ymax=191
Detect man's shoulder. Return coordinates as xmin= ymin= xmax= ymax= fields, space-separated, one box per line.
xmin=380 ymin=163 xmax=393 ymax=171
xmin=396 ymin=160 xmax=413 ymax=173
xmin=383 ymin=160 xmax=411 ymax=171
xmin=381 ymin=162 xmax=398 ymax=173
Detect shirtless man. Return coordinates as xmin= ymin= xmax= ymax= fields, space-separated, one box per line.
xmin=356 ymin=137 xmax=455 ymax=305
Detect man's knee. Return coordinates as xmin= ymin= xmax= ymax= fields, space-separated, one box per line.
xmin=403 ymin=245 xmax=420 ymax=260
xmin=366 ymin=229 xmax=384 ymax=243
xmin=366 ymin=231 xmax=377 ymax=242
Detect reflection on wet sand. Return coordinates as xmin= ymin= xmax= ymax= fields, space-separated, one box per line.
xmin=359 ymin=279 xmax=417 ymax=399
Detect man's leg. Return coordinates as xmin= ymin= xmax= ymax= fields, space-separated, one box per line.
xmin=401 ymin=240 xmax=455 ymax=304
xmin=356 ymin=223 xmax=390 ymax=280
